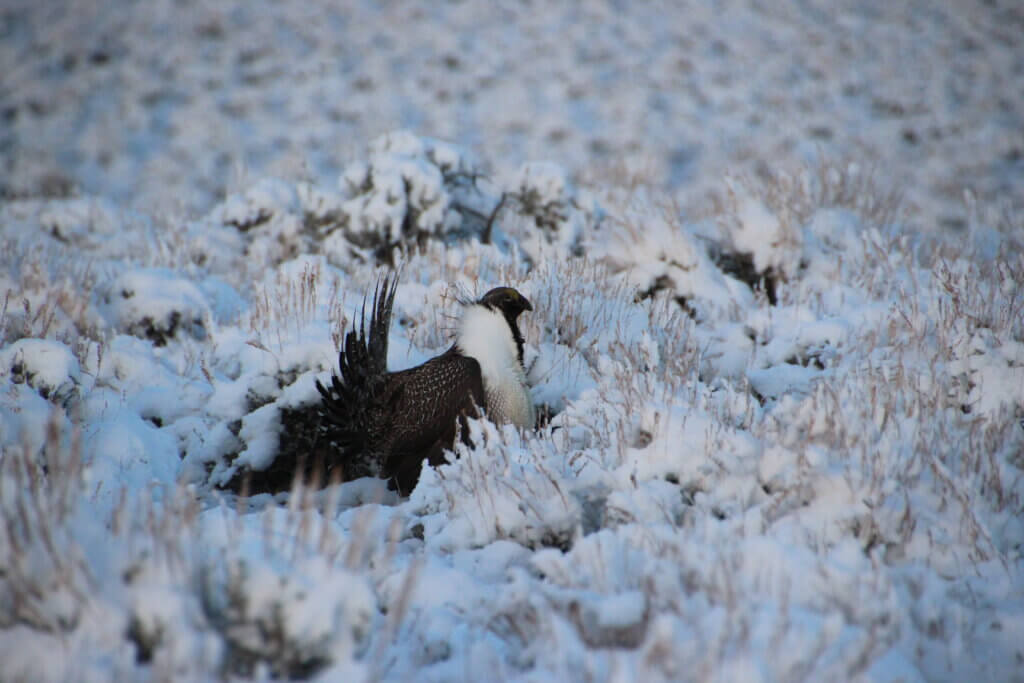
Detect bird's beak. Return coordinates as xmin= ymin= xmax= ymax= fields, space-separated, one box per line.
xmin=522 ymin=296 xmax=533 ymax=312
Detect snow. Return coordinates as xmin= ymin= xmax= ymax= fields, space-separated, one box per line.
xmin=102 ymin=268 xmax=212 ymax=345
xmin=2 ymin=3 xmax=1024 ymax=680
xmin=0 ymin=338 xmax=80 ymax=403
xmin=728 ymin=189 xmax=793 ymax=275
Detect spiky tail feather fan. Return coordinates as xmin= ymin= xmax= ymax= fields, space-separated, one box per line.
xmin=316 ymin=273 xmax=399 ymax=480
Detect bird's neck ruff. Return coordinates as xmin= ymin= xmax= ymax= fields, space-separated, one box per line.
xmin=456 ymin=303 xmax=527 ymax=393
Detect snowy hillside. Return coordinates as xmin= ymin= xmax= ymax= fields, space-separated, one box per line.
xmin=3 ymin=0 xmax=1022 ymax=229
xmin=2 ymin=2 xmax=1024 ymax=682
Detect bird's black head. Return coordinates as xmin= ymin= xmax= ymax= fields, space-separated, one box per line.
xmin=478 ymin=287 xmax=533 ymax=319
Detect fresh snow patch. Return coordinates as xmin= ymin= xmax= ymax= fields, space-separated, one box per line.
xmin=0 ymin=339 xmax=80 ymax=403
xmin=102 ymin=268 xmax=211 ymax=345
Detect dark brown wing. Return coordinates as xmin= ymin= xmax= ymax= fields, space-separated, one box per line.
xmin=316 ymin=271 xmax=486 ymax=494
xmin=381 ymin=347 xmax=485 ymax=494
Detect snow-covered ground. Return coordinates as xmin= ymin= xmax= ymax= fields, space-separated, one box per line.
xmin=3 ymin=0 xmax=1023 ymax=229
xmin=2 ymin=2 xmax=1023 ymax=681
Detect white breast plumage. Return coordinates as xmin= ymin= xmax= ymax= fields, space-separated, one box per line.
xmin=456 ymin=304 xmax=535 ymax=429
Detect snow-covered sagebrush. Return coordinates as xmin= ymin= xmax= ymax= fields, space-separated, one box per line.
xmin=2 ymin=132 xmax=1023 ymax=681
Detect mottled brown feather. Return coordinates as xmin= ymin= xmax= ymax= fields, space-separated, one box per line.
xmin=316 ymin=274 xmax=489 ymax=494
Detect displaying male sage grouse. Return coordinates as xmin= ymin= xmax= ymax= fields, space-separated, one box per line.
xmin=316 ymin=273 xmax=535 ymax=494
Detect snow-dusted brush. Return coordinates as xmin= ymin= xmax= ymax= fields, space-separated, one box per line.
xmin=2 ymin=130 xmax=1023 ymax=681
xmin=316 ymin=272 xmax=535 ymax=494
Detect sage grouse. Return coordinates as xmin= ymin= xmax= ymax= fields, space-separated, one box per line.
xmin=317 ymin=274 xmax=534 ymax=494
